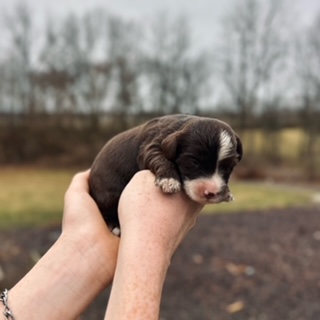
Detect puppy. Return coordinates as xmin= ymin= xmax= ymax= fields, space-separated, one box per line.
xmin=89 ymin=114 xmax=243 ymax=235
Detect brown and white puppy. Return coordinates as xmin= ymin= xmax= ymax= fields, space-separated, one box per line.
xmin=89 ymin=114 xmax=243 ymax=235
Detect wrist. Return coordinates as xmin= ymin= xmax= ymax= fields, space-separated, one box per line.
xmin=60 ymin=230 xmax=119 ymax=286
xmin=105 ymin=233 xmax=170 ymax=320
xmin=9 ymin=233 xmax=118 ymax=320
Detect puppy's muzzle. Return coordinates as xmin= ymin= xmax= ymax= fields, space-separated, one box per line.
xmin=205 ymin=185 xmax=234 ymax=203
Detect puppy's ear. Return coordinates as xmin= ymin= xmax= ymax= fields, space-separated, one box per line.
xmin=235 ymin=134 xmax=243 ymax=161
xmin=161 ymin=130 xmax=185 ymax=160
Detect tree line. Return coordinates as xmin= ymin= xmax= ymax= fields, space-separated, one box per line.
xmin=0 ymin=0 xmax=319 ymax=179
xmin=0 ymin=6 xmax=211 ymax=122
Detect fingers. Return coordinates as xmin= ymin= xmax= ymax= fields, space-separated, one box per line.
xmin=119 ymin=170 xmax=203 ymax=240
xmin=62 ymin=169 xmax=105 ymax=232
xmin=64 ymin=169 xmax=91 ymax=202
xmin=63 ymin=170 xmax=96 ymax=223
xmin=69 ymin=169 xmax=91 ymax=192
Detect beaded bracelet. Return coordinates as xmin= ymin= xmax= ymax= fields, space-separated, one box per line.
xmin=0 ymin=289 xmax=15 ymax=320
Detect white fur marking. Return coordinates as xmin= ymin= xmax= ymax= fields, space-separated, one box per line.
xmin=112 ymin=227 xmax=121 ymax=237
xmin=155 ymin=177 xmax=181 ymax=193
xmin=184 ymin=173 xmax=224 ymax=203
xmin=219 ymin=130 xmax=233 ymax=161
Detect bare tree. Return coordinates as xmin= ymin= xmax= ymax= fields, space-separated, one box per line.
xmin=39 ymin=17 xmax=73 ymax=116
xmin=2 ymin=3 xmax=35 ymax=115
xmin=106 ymin=15 xmax=142 ymax=128
xmin=143 ymin=13 xmax=211 ymax=114
xmin=77 ymin=10 xmax=112 ymax=128
xmin=260 ymin=94 xmax=283 ymax=163
xmin=40 ymin=11 xmax=112 ymax=128
xmin=218 ymin=0 xmax=287 ymax=134
xmin=295 ymin=13 xmax=320 ymax=180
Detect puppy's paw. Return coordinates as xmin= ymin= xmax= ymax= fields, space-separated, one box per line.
xmin=155 ymin=177 xmax=181 ymax=193
xmin=225 ymin=193 xmax=234 ymax=202
xmin=111 ymin=227 xmax=121 ymax=237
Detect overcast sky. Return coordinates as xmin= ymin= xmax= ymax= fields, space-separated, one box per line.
xmin=4 ymin=0 xmax=320 ymax=24
xmin=2 ymin=0 xmax=320 ymax=50
xmin=1 ymin=0 xmax=319 ymax=108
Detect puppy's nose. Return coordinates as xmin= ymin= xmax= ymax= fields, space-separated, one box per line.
xmin=204 ymin=190 xmax=217 ymax=200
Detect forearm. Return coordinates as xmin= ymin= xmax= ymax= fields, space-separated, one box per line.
xmin=8 ymin=234 xmax=118 ymax=320
xmin=105 ymin=171 xmax=203 ymax=320
xmin=105 ymin=232 xmax=170 ymax=320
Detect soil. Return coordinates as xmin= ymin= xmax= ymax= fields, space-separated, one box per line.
xmin=1 ymin=207 xmax=320 ymax=320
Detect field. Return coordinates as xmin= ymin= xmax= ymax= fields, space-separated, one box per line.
xmin=0 ymin=167 xmax=316 ymax=229
xmin=241 ymin=128 xmax=319 ymax=159
xmin=0 ymin=168 xmax=76 ymax=228
xmin=1 ymin=168 xmax=320 ymax=319
xmin=242 ymin=128 xmax=302 ymax=158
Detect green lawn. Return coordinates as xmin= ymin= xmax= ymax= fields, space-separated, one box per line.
xmin=202 ymin=181 xmax=314 ymax=214
xmin=0 ymin=168 xmax=77 ymax=229
xmin=242 ymin=128 xmax=320 ymax=163
xmin=0 ymin=168 xmax=316 ymax=229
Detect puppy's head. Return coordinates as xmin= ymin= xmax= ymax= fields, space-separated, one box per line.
xmin=161 ymin=118 xmax=242 ymax=204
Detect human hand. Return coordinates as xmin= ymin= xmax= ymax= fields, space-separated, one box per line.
xmin=118 ymin=170 xmax=203 ymax=259
xmin=8 ymin=170 xmax=120 ymax=320
xmin=61 ymin=170 xmax=119 ymax=281
xmin=105 ymin=170 xmax=203 ymax=320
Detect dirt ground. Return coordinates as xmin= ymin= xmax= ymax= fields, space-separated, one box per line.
xmin=1 ymin=207 xmax=320 ymax=320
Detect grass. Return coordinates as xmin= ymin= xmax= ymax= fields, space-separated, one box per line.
xmin=0 ymin=168 xmax=77 ymax=229
xmin=203 ymin=181 xmax=314 ymax=214
xmin=241 ymin=128 xmax=320 ymax=155
xmin=0 ymin=168 xmax=316 ymax=229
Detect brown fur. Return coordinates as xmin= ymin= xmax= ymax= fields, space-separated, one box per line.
xmin=89 ymin=114 xmax=242 ymax=230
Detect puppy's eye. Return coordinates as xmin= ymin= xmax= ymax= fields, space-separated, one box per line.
xmin=219 ymin=157 xmax=237 ymax=175
xmin=186 ymin=157 xmax=200 ymax=168
xmin=219 ymin=157 xmax=237 ymax=168
xmin=225 ymin=167 xmax=234 ymax=175
xmin=189 ymin=159 xmax=200 ymax=167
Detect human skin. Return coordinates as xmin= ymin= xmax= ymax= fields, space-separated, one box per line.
xmin=7 ymin=171 xmax=120 ymax=320
xmin=4 ymin=170 xmax=202 ymax=320
xmin=105 ymin=170 xmax=203 ymax=320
